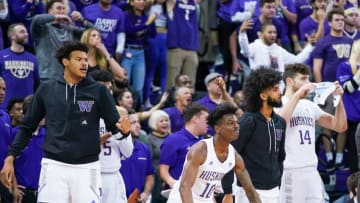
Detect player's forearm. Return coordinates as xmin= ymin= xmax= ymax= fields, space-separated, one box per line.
xmin=237 ymin=169 xmax=260 ymax=203
xmin=179 ymin=184 xmax=193 ymax=203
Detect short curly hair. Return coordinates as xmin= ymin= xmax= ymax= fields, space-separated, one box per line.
xmin=55 ymin=41 xmax=88 ymax=65
xmin=243 ymin=67 xmax=282 ymax=112
xmin=208 ymin=103 xmax=237 ymax=128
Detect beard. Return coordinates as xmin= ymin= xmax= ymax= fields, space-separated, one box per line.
xmin=267 ymin=96 xmax=282 ymax=108
xmin=15 ymin=38 xmax=28 ymax=46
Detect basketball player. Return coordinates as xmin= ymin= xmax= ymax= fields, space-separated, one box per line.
xmin=0 ymin=41 xmax=131 ymax=203
xmin=90 ymin=70 xmax=134 ymax=203
xmin=167 ymin=103 xmax=260 ymax=203
xmin=277 ymin=63 xmax=347 ymax=202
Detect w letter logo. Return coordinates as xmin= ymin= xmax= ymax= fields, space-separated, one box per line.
xmin=78 ymin=100 xmax=94 ymax=112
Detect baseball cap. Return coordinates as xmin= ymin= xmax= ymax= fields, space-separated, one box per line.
xmin=204 ymin=72 xmax=223 ymax=86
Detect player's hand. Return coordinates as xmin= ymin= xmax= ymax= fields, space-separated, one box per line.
xmin=116 ymin=116 xmax=131 ymax=136
xmin=0 ymin=156 xmax=15 ymax=189
xmin=295 ymin=83 xmax=316 ymax=99
xmin=100 ymin=132 xmax=112 ymax=145
xmin=333 ymin=81 xmax=344 ymax=97
xmin=137 ymin=192 xmax=149 ymax=203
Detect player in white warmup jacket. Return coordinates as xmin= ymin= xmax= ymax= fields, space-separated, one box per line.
xmin=167 ymin=103 xmax=260 ymax=203
xmin=277 ymin=63 xmax=347 ymax=203
xmin=99 ymin=114 xmax=133 ymax=203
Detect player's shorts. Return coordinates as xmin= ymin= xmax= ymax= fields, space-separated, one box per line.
xmin=167 ymin=181 xmax=213 ymax=203
xmin=235 ymin=186 xmax=279 ymax=203
xmin=37 ymin=158 xmax=102 ymax=203
xmin=279 ymin=167 xmax=323 ymax=203
xmin=101 ymin=171 xmax=127 ymax=203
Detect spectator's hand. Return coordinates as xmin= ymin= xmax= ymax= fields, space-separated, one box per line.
xmin=239 ymin=19 xmax=253 ymax=33
xmin=146 ymin=13 xmax=158 ymax=25
xmin=70 ymin=11 xmax=84 ymax=22
xmin=333 ymin=81 xmax=344 ymax=97
xmin=306 ymin=33 xmax=316 ymax=46
xmin=95 ymin=42 xmax=110 ymax=59
xmin=100 ymin=132 xmax=112 ymax=145
xmin=116 ymin=116 xmax=131 ymax=135
xmin=316 ymin=8 xmax=325 ymax=21
xmin=12 ymin=185 xmax=25 ymax=203
xmin=54 ymin=14 xmax=72 ymax=24
xmin=138 ymin=192 xmax=150 ymax=203
xmin=293 ymin=42 xmax=302 ymax=54
xmin=27 ymin=0 xmax=33 ymax=3
xmin=294 ymin=83 xmax=316 ymax=99
xmin=232 ymin=61 xmax=243 ymax=75
xmin=159 ymin=92 xmax=169 ymax=106
xmin=215 ymin=77 xmax=226 ymax=92
xmin=0 ymin=157 xmax=14 ymax=189
xmin=115 ymin=52 xmax=122 ymax=62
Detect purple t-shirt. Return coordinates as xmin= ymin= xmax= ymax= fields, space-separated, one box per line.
xmin=299 ymin=16 xmax=330 ymax=42
xmin=159 ymin=128 xmax=202 ymax=180
xmin=8 ymin=0 xmax=45 ymax=47
xmin=246 ymin=17 xmax=282 ymax=43
xmin=275 ymin=0 xmax=295 ymax=44
xmin=163 ymin=106 xmax=184 ymax=133
xmin=167 ymin=0 xmax=199 ymax=50
xmin=295 ymin=0 xmax=312 ymax=24
xmin=120 ymin=140 xmax=155 ymax=197
xmin=73 ymin=0 xmax=98 ymax=11
xmin=312 ymin=35 xmax=352 ymax=82
xmin=336 ymin=62 xmax=360 ymax=122
xmin=0 ymin=48 xmax=40 ymax=109
xmin=217 ymin=0 xmax=242 ymax=22
xmin=343 ymin=30 xmax=360 ymax=42
xmin=12 ymin=127 xmax=45 ymax=189
xmin=82 ymin=3 xmax=125 ymax=55
xmin=124 ymin=11 xmax=156 ymax=46
xmin=0 ymin=27 xmax=3 ymax=50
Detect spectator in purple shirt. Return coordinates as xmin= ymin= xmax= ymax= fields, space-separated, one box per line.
xmin=121 ymin=0 xmax=157 ymax=103
xmin=8 ymin=0 xmax=45 ymax=53
xmin=343 ymin=3 xmax=360 ymax=42
xmin=336 ymin=39 xmax=360 ymax=173
xmin=81 ymin=0 xmax=126 ymax=57
xmin=163 ymin=86 xmax=192 ymax=133
xmin=165 ymin=0 xmax=200 ymax=89
xmin=312 ymin=8 xmax=352 ymax=169
xmin=299 ymin=0 xmax=329 ymax=45
xmin=159 ymin=103 xmax=208 ymax=189
xmin=0 ymin=23 xmax=40 ymax=110
xmin=120 ymin=109 xmax=155 ymax=202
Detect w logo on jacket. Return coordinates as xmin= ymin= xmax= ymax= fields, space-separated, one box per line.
xmin=77 ymin=100 xmax=94 ymax=112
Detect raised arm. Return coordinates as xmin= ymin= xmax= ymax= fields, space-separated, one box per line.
xmin=138 ymin=92 xmax=169 ymax=121
xmin=238 ymin=19 xmax=254 ymax=58
xmin=179 ymin=141 xmax=207 ymax=203
xmin=316 ymin=81 xmax=347 ymax=133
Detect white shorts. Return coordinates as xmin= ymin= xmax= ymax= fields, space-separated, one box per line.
xmin=37 ymin=158 xmax=102 ymax=203
xmin=101 ymin=172 xmax=127 ymax=203
xmin=279 ymin=167 xmax=323 ymax=203
xmin=167 ymin=181 xmax=214 ymax=203
xmin=235 ymin=186 xmax=279 ymax=203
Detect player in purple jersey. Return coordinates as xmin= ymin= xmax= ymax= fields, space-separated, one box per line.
xmin=165 ymin=0 xmax=200 ymax=89
xmin=82 ymin=0 xmax=126 ymax=57
xmin=0 ymin=23 xmax=39 ymax=110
